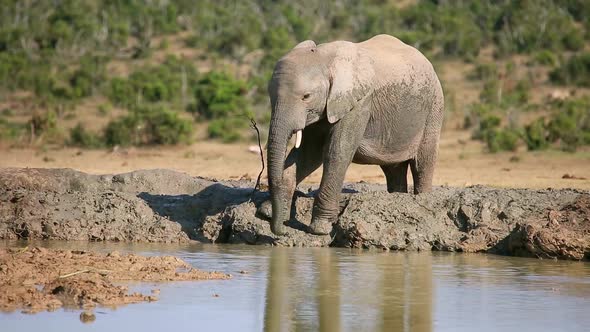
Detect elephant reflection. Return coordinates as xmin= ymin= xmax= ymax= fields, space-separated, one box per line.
xmin=263 ymin=248 xmax=341 ymax=331
xmin=263 ymin=249 xmax=433 ymax=332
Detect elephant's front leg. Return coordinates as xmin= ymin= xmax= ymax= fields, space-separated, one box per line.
xmin=269 ymin=149 xmax=298 ymax=235
xmin=259 ymin=128 xmax=326 ymax=233
xmin=309 ymin=112 xmax=370 ymax=235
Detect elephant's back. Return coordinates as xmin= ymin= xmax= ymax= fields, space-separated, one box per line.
xmin=360 ymin=34 xmax=437 ymax=89
xmin=355 ymin=35 xmax=442 ymax=164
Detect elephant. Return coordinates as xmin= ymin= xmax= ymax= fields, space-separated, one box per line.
xmin=259 ymin=34 xmax=444 ymax=236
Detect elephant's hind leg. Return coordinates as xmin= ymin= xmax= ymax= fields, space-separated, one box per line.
xmin=409 ymin=152 xmax=436 ymax=194
xmin=381 ymin=162 xmax=409 ymax=193
xmin=410 ymin=91 xmax=443 ymax=194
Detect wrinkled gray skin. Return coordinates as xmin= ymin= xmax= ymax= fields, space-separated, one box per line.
xmin=260 ymin=34 xmax=444 ymax=236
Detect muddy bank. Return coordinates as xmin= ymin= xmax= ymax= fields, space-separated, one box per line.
xmin=1 ymin=168 xmax=589 ymax=260
xmin=0 ymin=247 xmax=229 ymax=314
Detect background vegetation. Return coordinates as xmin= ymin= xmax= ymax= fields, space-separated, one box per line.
xmin=0 ymin=0 xmax=589 ymax=152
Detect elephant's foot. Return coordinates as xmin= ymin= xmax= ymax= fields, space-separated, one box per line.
xmin=271 ymin=219 xmax=288 ymax=236
xmin=256 ymin=200 xmax=272 ymax=220
xmin=309 ymin=217 xmax=333 ymax=235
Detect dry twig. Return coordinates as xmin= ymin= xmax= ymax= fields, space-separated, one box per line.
xmin=249 ymin=118 xmax=265 ymax=197
xmin=59 ymin=268 xmax=112 ymax=279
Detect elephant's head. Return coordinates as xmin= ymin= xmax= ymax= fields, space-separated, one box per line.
xmin=266 ymin=39 xmax=374 ymax=233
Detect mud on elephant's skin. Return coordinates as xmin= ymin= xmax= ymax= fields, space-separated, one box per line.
xmin=261 ymin=34 xmax=445 ymax=236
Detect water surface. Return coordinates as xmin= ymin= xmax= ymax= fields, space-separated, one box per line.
xmin=1 ymin=241 xmax=589 ymax=332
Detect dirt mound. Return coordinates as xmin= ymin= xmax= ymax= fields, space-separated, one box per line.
xmin=505 ymin=195 xmax=590 ymax=260
xmin=1 ymin=168 xmax=589 ymax=260
xmin=0 ymin=247 xmax=229 ymax=314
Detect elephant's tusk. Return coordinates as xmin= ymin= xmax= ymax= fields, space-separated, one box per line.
xmin=295 ymin=130 xmax=302 ymax=148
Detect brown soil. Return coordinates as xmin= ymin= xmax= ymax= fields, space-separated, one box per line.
xmin=0 ymin=247 xmax=229 ymax=314
xmin=506 ymin=194 xmax=590 ymax=260
xmin=1 ymin=131 xmax=589 ymax=190
xmin=1 ymin=168 xmax=588 ymax=261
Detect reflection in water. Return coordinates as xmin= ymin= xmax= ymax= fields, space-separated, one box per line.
xmin=2 ymin=241 xmax=590 ymax=332
xmin=264 ymin=247 xmax=289 ymax=332
xmin=378 ymin=253 xmax=432 ymax=332
xmin=263 ymin=249 xmax=432 ymax=332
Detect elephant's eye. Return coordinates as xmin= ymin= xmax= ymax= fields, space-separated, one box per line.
xmin=302 ymin=93 xmax=311 ymax=101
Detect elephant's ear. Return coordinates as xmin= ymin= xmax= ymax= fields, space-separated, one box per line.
xmin=326 ymin=47 xmax=374 ymax=124
xmin=293 ymin=40 xmax=316 ymax=50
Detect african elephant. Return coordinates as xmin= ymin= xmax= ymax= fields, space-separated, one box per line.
xmin=260 ymin=34 xmax=444 ymax=236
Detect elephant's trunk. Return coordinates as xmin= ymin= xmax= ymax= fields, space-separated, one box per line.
xmin=267 ymin=115 xmax=294 ymax=235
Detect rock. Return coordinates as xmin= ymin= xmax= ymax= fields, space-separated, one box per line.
xmin=79 ymin=311 xmax=96 ymax=323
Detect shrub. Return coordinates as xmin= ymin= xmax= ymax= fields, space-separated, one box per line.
xmin=145 ymin=107 xmax=193 ymax=145
xmin=190 ymin=71 xmax=250 ymax=119
xmin=104 ymin=115 xmax=136 ymax=147
xmin=107 ymin=56 xmax=198 ymax=107
xmin=546 ymin=98 xmax=590 ymax=151
xmin=108 ymin=78 xmax=135 ymax=107
xmin=533 ymin=50 xmax=558 ymax=66
xmin=98 ymin=103 xmax=112 ymax=116
xmin=549 ymin=53 xmax=590 ymax=86
xmin=469 ymin=103 xmax=502 ymax=140
xmin=494 ymin=0 xmax=582 ymax=54
xmin=486 ymin=128 xmax=520 ymax=153
xmin=30 ymin=111 xmax=57 ymax=135
xmin=207 ymin=118 xmax=245 ymax=143
xmin=524 ymin=118 xmax=549 ymax=151
xmin=563 ymin=29 xmax=585 ymax=51
xmin=69 ymin=123 xmax=103 ymax=148
xmin=188 ymin=70 xmax=253 ymax=141
xmin=104 ymin=106 xmax=192 ymax=146
xmin=469 ymin=63 xmax=498 ymax=81
xmin=0 ymin=117 xmax=26 ymax=141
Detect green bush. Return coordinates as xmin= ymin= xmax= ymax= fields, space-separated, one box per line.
xmin=105 ymin=106 xmax=193 ymax=146
xmin=486 ymin=128 xmax=521 ymax=153
xmin=98 ymin=103 xmax=112 ymax=116
xmin=188 ymin=71 xmax=253 ymax=141
xmin=524 ymin=118 xmax=549 ymax=151
xmin=563 ymin=29 xmax=585 ymax=51
xmin=208 ymin=118 xmax=246 ymax=143
xmin=549 ymin=53 xmax=590 ymax=86
xmin=107 ymin=56 xmax=198 ymax=107
xmin=145 ymin=107 xmax=193 ymax=145
xmin=469 ymin=63 xmax=498 ymax=81
xmin=190 ymin=71 xmax=250 ymax=119
xmin=30 ymin=111 xmax=58 ymax=135
xmin=0 ymin=117 xmax=26 ymax=141
xmin=494 ymin=0 xmax=583 ymax=55
xmin=474 ymin=113 xmax=501 ymax=140
xmin=108 ymin=78 xmax=136 ymax=107
xmin=533 ymin=50 xmax=558 ymax=66
xmin=104 ymin=115 xmax=136 ymax=147
xmin=69 ymin=123 xmax=103 ymax=148
xmin=546 ymin=98 xmax=590 ymax=151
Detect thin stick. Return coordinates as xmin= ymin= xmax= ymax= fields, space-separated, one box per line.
xmin=58 ymin=268 xmax=112 ymax=279
xmin=249 ymin=118 xmax=265 ymax=196
xmin=59 ymin=269 xmax=90 ymax=279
